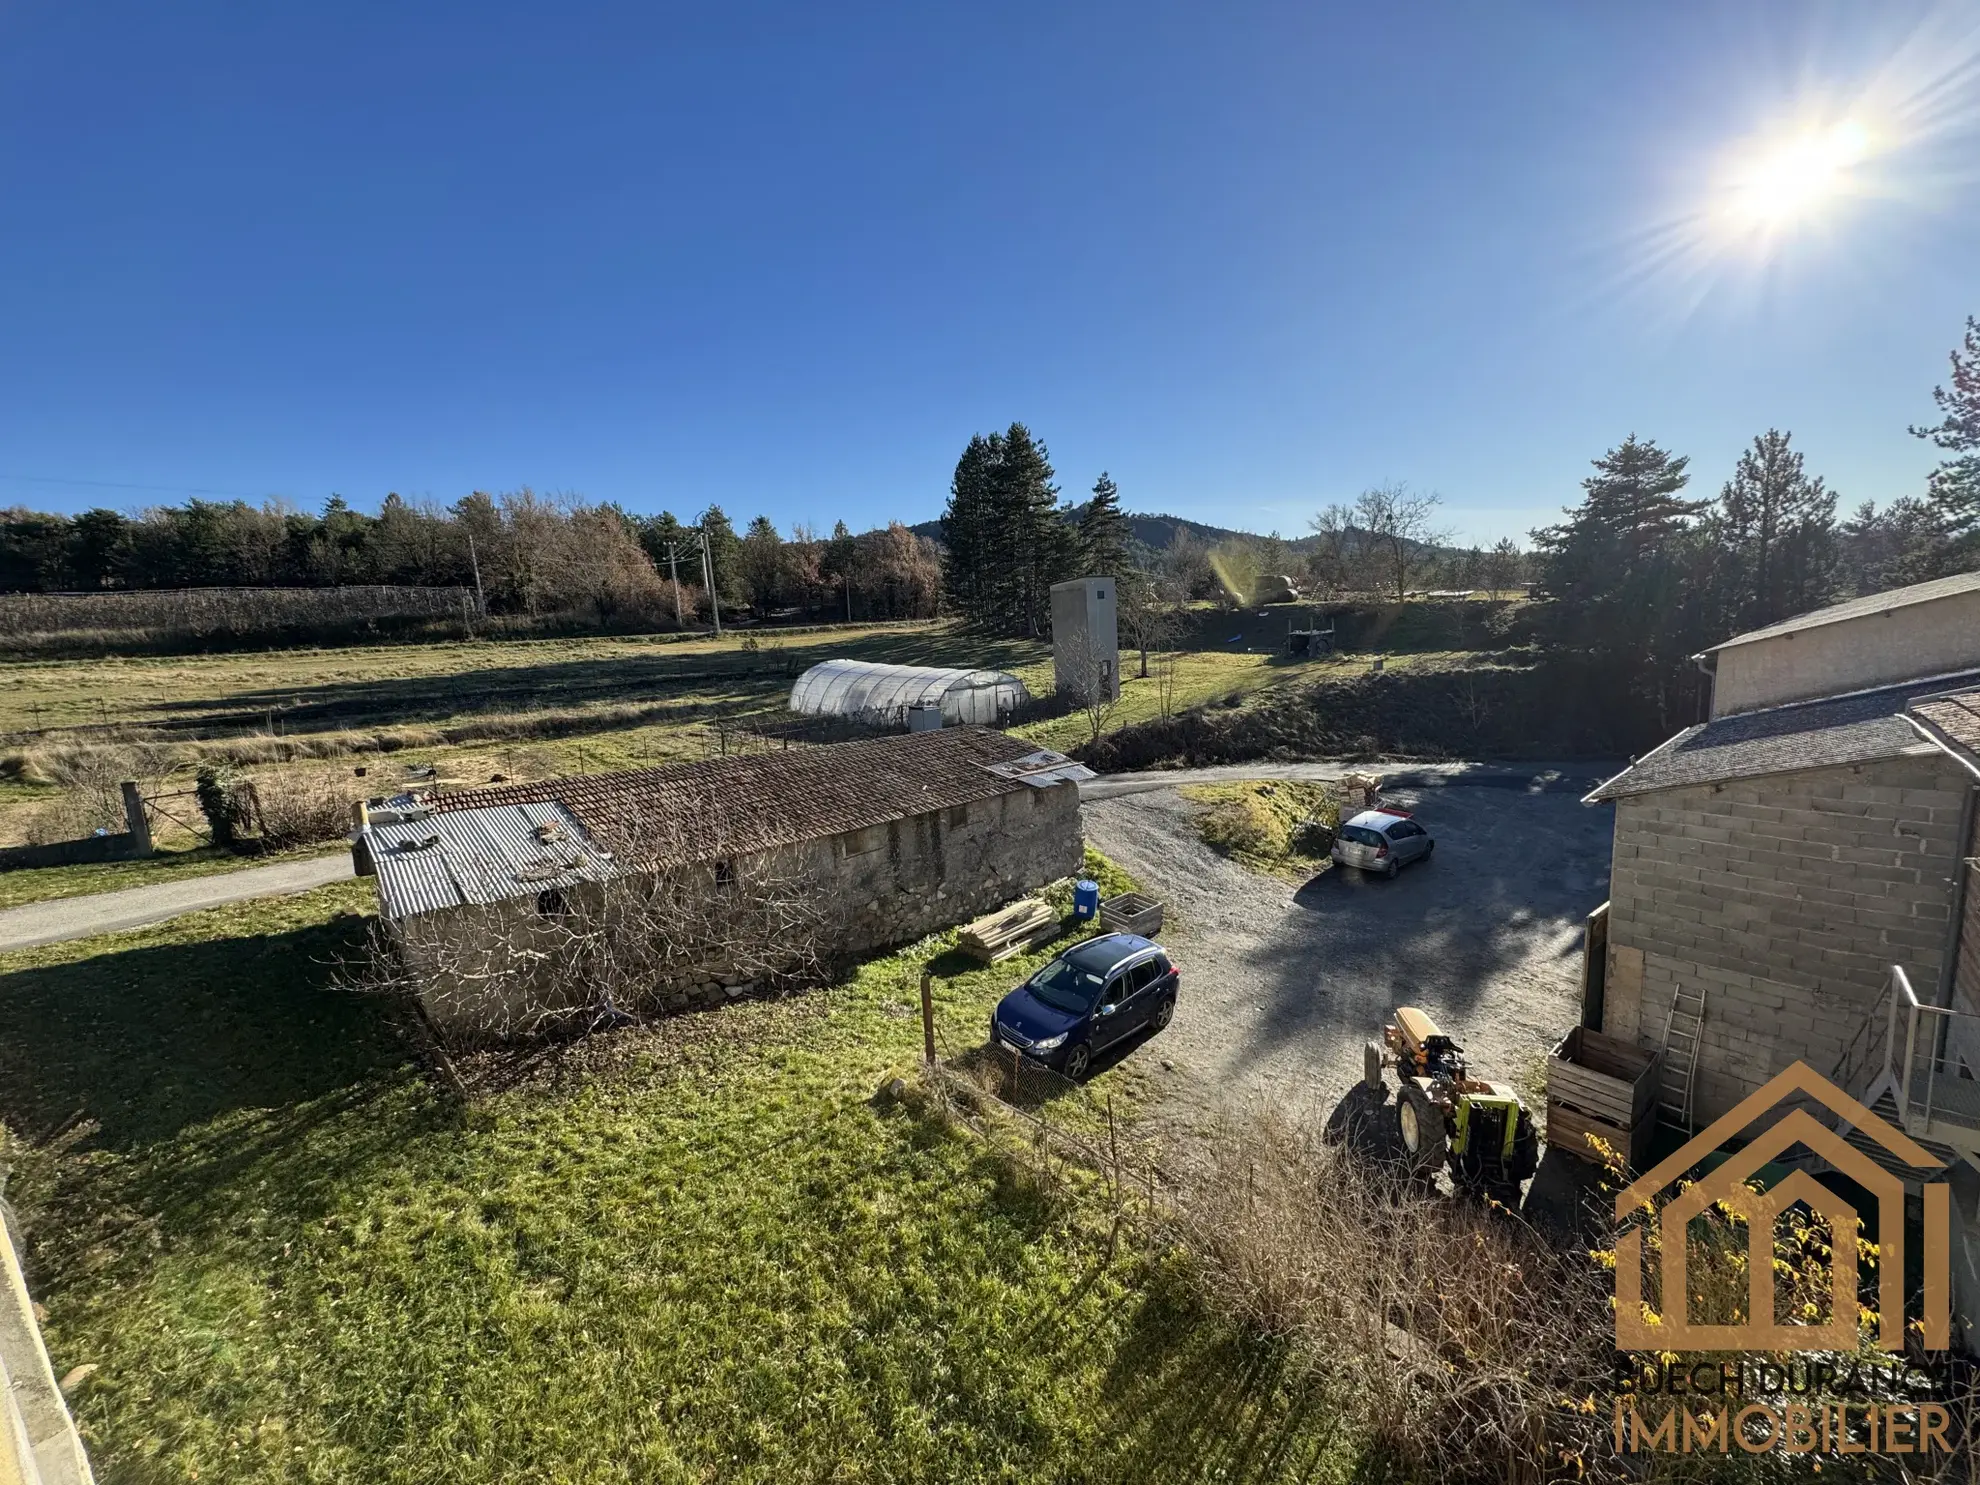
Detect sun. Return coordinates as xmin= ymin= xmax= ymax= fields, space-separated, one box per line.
xmin=1722 ymin=119 xmax=1872 ymax=229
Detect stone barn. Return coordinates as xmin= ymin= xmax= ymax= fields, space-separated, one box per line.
xmin=358 ymin=727 xmax=1087 ymax=1039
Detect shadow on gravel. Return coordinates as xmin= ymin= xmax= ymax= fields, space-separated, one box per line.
xmin=1227 ymin=789 xmax=1616 ymax=1076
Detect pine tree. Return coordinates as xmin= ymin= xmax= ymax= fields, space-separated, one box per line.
xmin=1077 ymin=472 xmax=1131 ymax=579
xmin=939 ymin=424 xmax=1077 ymax=634
xmin=940 ymin=433 xmax=1000 ymax=627
xmin=1531 ymin=435 xmax=1715 ymax=731
xmin=1710 ymin=429 xmax=1837 ymax=629
xmin=1910 ymin=315 xmax=1980 ymax=544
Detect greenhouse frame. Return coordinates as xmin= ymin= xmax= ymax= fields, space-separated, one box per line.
xmin=788 ymin=659 xmax=1029 ymax=728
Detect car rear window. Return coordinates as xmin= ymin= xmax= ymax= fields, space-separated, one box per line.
xmin=1341 ymin=825 xmax=1386 ymax=847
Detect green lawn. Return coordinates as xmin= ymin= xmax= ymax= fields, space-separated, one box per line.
xmin=0 ymin=859 xmax=1356 ymax=1483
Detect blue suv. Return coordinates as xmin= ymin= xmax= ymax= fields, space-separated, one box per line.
xmin=989 ymin=933 xmax=1179 ymax=1081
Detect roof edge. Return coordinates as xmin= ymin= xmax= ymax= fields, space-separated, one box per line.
xmin=1701 ymin=573 xmax=1980 ymax=653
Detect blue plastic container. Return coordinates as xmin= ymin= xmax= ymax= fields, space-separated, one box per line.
xmin=1072 ymin=879 xmax=1101 ymax=921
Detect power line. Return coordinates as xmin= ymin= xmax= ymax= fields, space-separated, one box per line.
xmin=0 ymin=472 xmax=283 ymax=501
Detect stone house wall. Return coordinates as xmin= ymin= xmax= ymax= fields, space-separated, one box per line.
xmin=407 ymin=780 xmax=1082 ymax=1039
xmin=1602 ymin=754 xmax=1974 ymax=1122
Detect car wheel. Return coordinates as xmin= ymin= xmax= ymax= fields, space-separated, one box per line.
xmin=1152 ymin=997 xmax=1175 ymax=1032
xmin=1424 ymin=840 xmax=1435 ymax=858
xmin=1061 ymin=1043 xmax=1092 ymax=1081
xmin=1363 ymin=1039 xmax=1385 ymax=1092
xmin=1383 ymin=857 xmax=1400 ymax=880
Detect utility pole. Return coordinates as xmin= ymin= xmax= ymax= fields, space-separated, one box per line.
xmin=844 ymin=571 xmax=852 ymax=623
xmin=698 ymin=528 xmax=722 ymax=637
xmin=466 ymin=533 xmax=487 ymax=616
xmin=663 ymin=542 xmax=687 ymax=629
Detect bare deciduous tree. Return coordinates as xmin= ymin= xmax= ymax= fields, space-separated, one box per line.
xmin=1117 ymin=571 xmax=1181 ymax=680
xmin=1304 ymin=503 xmax=1364 ymax=599
xmin=1346 ymin=483 xmax=1448 ymax=601
xmin=360 ymin=812 xmax=826 ymax=1047
xmin=1480 ymin=536 xmax=1523 ymax=599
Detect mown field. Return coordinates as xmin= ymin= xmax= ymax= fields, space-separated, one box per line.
xmin=0 ymin=858 xmax=1362 ymax=1484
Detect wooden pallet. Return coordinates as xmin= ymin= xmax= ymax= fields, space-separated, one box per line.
xmin=957 ymin=899 xmax=1060 ymax=963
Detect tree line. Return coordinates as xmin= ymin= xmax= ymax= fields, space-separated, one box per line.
xmin=1530 ymin=314 xmax=1980 ymax=734
xmin=0 ymin=490 xmax=943 ymax=627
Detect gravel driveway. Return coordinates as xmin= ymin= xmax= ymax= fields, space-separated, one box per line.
xmin=1079 ymin=771 xmax=1617 ymax=1126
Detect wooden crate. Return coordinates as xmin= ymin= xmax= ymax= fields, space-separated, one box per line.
xmin=1548 ymin=1025 xmax=1659 ymax=1128
xmin=1098 ymin=892 xmax=1163 ymax=937
xmin=1546 ymin=1096 xmax=1656 ymax=1171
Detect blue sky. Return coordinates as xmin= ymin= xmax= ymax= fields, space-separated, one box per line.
xmin=1 ymin=3 xmax=1976 ymax=546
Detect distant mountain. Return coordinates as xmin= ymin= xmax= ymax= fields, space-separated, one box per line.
xmin=910 ymin=510 xmax=1304 ymax=552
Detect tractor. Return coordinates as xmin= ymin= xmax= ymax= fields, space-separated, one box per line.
xmin=1363 ymin=1007 xmax=1540 ymax=1199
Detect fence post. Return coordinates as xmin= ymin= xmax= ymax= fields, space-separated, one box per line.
xmin=920 ymin=968 xmax=936 ymax=1067
xmin=120 ymin=780 xmax=153 ymax=858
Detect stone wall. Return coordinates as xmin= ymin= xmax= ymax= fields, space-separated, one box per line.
xmin=1603 ymin=755 xmax=1974 ymax=1121
xmin=407 ymin=780 xmax=1083 ymax=1040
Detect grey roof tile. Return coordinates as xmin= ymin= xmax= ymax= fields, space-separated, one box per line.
xmin=1585 ymin=670 xmax=1980 ymax=801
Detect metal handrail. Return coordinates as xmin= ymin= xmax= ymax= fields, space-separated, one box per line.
xmin=1880 ymin=964 xmax=1980 ymax=1143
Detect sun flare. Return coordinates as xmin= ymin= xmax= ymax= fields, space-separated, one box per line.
xmin=1723 ymin=119 xmax=1872 ymax=227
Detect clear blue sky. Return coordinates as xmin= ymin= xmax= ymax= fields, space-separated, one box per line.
xmin=2 ymin=3 xmax=1976 ymax=546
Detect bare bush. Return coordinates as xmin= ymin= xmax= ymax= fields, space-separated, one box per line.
xmin=1166 ymin=1108 xmax=1613 ymax=1482
xmin=12 ymin=739 xmax=174 ymax=845
xmin=362 ymin=818 xmax=827 ymax=1047
xmin=249 ymin=772 xmax=354 ymax=849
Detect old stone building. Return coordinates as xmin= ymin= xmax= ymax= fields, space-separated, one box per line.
xmin=358 ymin=726 xmax=1087 ymax=1039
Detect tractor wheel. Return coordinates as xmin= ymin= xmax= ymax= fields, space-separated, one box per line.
xmin=1510 ymin=1119 xmax=1541 ymax=1184
xmin=1396 ymin=1084 xmax=1447 ymax=1176
xmin=1363 ymin=1040 xmax=1385 ymax=1093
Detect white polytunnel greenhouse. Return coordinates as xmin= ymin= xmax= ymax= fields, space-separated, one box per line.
xmin=788 ymin=659 xmax=1029 ymax=728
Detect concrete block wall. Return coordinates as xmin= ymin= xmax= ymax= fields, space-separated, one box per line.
xmin=1603 ymin=755 xmax=1975 ymax=1122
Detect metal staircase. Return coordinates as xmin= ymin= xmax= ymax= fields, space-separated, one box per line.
xmin=1862 ymin=965 xmax=1980 ymax=1160
xmin=1658 ymin=984 xmax=1707 ymax=1135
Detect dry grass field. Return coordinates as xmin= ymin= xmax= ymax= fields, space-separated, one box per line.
xmin=0 ymin=608 xmax=1482 ymax=887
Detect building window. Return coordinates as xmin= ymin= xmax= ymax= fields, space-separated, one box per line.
xmin=715 ymin=859 xmax=735 ymax=890
xmin=536 ymin=887 xmax=568 ymax=917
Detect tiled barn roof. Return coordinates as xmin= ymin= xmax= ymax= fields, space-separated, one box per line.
xmin=425 ymin=725 xmax=1044 ymax=865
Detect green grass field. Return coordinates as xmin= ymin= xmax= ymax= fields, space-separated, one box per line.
xmin=0 ymin=605 xmax=1499 ymax=863
xmin=0 ymin=860 xmax=1358 ymax=1484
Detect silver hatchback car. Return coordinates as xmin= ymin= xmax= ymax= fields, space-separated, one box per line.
xmin=1331 ymin=808 xmax=1434 ymax=878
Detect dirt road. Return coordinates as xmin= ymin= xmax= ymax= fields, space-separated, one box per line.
xmin=0 ymin=855 xmax=354 ymax=952
xmin=1079 ymin=771 xmax=1617 ymax=1123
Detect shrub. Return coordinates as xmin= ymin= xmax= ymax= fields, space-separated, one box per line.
xmin=251 ymin=773 xmax=354 ymax=850
xmin=1196 ymin=794 xmax=1288 ymax=858
xmin=1167 ymin=1109 xmax=1614 ymax=1481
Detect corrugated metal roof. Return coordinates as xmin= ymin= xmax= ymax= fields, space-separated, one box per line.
xmin=1702 ymin=572 xmax=1980 ymax=652
xmin=369 ymin=798 xmax=617 ymax=921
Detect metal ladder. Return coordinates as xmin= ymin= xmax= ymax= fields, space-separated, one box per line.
xmin=1659 ymin=984 xmax=1707 ymax=1134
